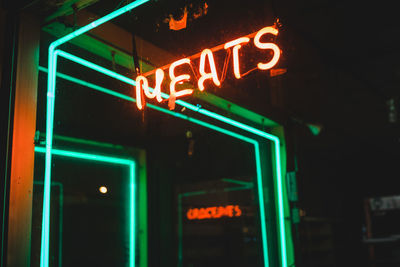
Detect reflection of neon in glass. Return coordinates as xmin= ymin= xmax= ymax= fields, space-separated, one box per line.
xmin=187 ymin=205 xmax=242 ymax=220
xmin=35 ymin=146 xmax=136 ymax=267
xmin=224 ymin=37 xmax=250 ymax=79
xmin=44 ymin=3 xmax=287 ymax=267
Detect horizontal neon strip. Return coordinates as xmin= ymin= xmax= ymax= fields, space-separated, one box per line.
xmin=34 ymin=146 xmax=134 ymax=165
xmin=49 ymin=0 xmax=150 ymax=50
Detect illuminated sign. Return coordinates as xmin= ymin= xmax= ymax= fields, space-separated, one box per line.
xmin=135 ymin=26 xmax=281 ymax=110
xmin=187 ymin=205 xmax=242 ymax=220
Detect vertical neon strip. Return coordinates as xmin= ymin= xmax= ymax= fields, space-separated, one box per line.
xmin=43 ymin=1 xmax=149 ymax=266
xmin=41 ymin=47 xmax=58 ymax=267
xmin=274 ymin=139 xmax=287 ymax=267
xmin=254 ymin=143 xmax=269 ymax=267
xmin=130 ymin=162 xmax=136 ymax=267
xmin=58 ymin=183 xmax=63 ymax=267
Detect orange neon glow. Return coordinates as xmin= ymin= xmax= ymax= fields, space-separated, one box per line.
xmin=187 ymin=205 xmax=242 ymax=220
xmin=224 ymin=37 xmax=250 ymax=79
xmin=143 ymin=68 xmax=164 ymax=102
xmin=198 ymin=49 xmax=220 ymax=91
xmin=135 ymin=75 xmax=148 ymax=110
xmin=254 ymin=27 xmax=280 ymax=70
xmin=135 ymin=70 xmax=164 ymax=109
xmin=133 ymin=25 xmax=281 ymax=110
xmin=169 ymin=58 xmax=193 ymax=99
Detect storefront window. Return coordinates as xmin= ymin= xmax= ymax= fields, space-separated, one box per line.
xmin=30 ymin=1 xmax=290 ymax=266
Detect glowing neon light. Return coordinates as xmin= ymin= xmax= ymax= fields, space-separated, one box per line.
xmin=132 ymin=26 xmax=281 ymax=109
xmin=224 ymin=37 xmax=250 ymax=79
xmin=135 ymin=76 xmax=147 ymax=110
xmin=134 ymin=69 xmax=164 ymax=109
xmin=42 ymin=1 xmax=149 ymax=266
xmin=46 ymin=52 xmax=286 ymax=266
xmin=254 ymin=27 xmax=281 ymax=70
xmin=44 ymin=4 xmax=288 ymax=266
xmin=153 ymin=69 xmax=164 ymax=103
xmin=129 ymin=162 xmax=135 ymax=267
xmin=45 ymin=51 xmax=285 ymax=266
xmin=35 ymin=146 xmax=136 ymax=267
xmin=198 ymin=48 xmax=220 ymax=91
xmin=41 ymin=59 xmax=275 ymax=265
xmin=169 ymin=58 xmax=193 ymax=108
xmin=187 ymin=205 xmax=242 ymax=220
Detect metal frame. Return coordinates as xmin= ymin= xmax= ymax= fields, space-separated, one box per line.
xmin=41 ymin=1 xmax=288 ymax=266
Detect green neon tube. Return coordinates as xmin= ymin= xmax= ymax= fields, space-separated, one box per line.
xmin=39 ymin=66 xmax=135 ymax=102
xmin=40 ymin=63 xmax=272 ymax=266
xmin=45 ymin=0 xmax=287 ymax=264
xmin=35 ymin=146 xmax=136 ymax=267
xmin=52 ymin=51 xmax=287 ymax=266
xmin=49 ymin=0 xmax=150 ymax=49
xmin=130 ymin=163 xmax=136 ymax=267
xmin=254 ymin=142 xmax=269 ymax=266
xmin=37 ymin=66 xmax=269 ymax=263
xmin=43 ymin=1 xmax=149 ymax=266
xmin=35 ymin=146 xmax=134 ymax=165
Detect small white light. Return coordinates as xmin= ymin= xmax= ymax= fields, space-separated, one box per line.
xmin=99 ymin=186 xmax=108 ymax=194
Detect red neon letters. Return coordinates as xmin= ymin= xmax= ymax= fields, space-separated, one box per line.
xmin=187 ymin=205 xmax=242 ymax=220
xmin=198 ymin=48 xmax=221 ymax=91
xmin=223 ymin=37 xmax=250 ymax=79
xmin=134 ymin=26 xmax=280 ymax=110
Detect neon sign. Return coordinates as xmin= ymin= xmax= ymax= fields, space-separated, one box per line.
xmin=187 ymin=205 xmax=242 ymax=220
xmin=135 ymin=26 xmax=280 ymax=110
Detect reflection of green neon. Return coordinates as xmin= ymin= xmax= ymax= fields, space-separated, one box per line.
xmin=44 ymin=1 xmax=287 ymax=266
xmin=36 ymin=146 xmax=136 ymax=267
xmin=40 ymin=63 xmax=272 ymax=266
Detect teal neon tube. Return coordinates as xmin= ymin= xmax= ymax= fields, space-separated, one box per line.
xmin=49 ymin=0 xmax=150 ymax=49
xmin=42 ymin=1 xmax=149 ymax=266
xmin=44 ymin=1 xmax=287 ymax=265
xmin=39 ymin=64 xmax=271 ymax=266
xmin=35 ymin=146 xmax=136 ymax=267
xmin=129 ymin=162 xmax=136 ymax=267
xmin=53 ymin=50 xmax=287 ymax=267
